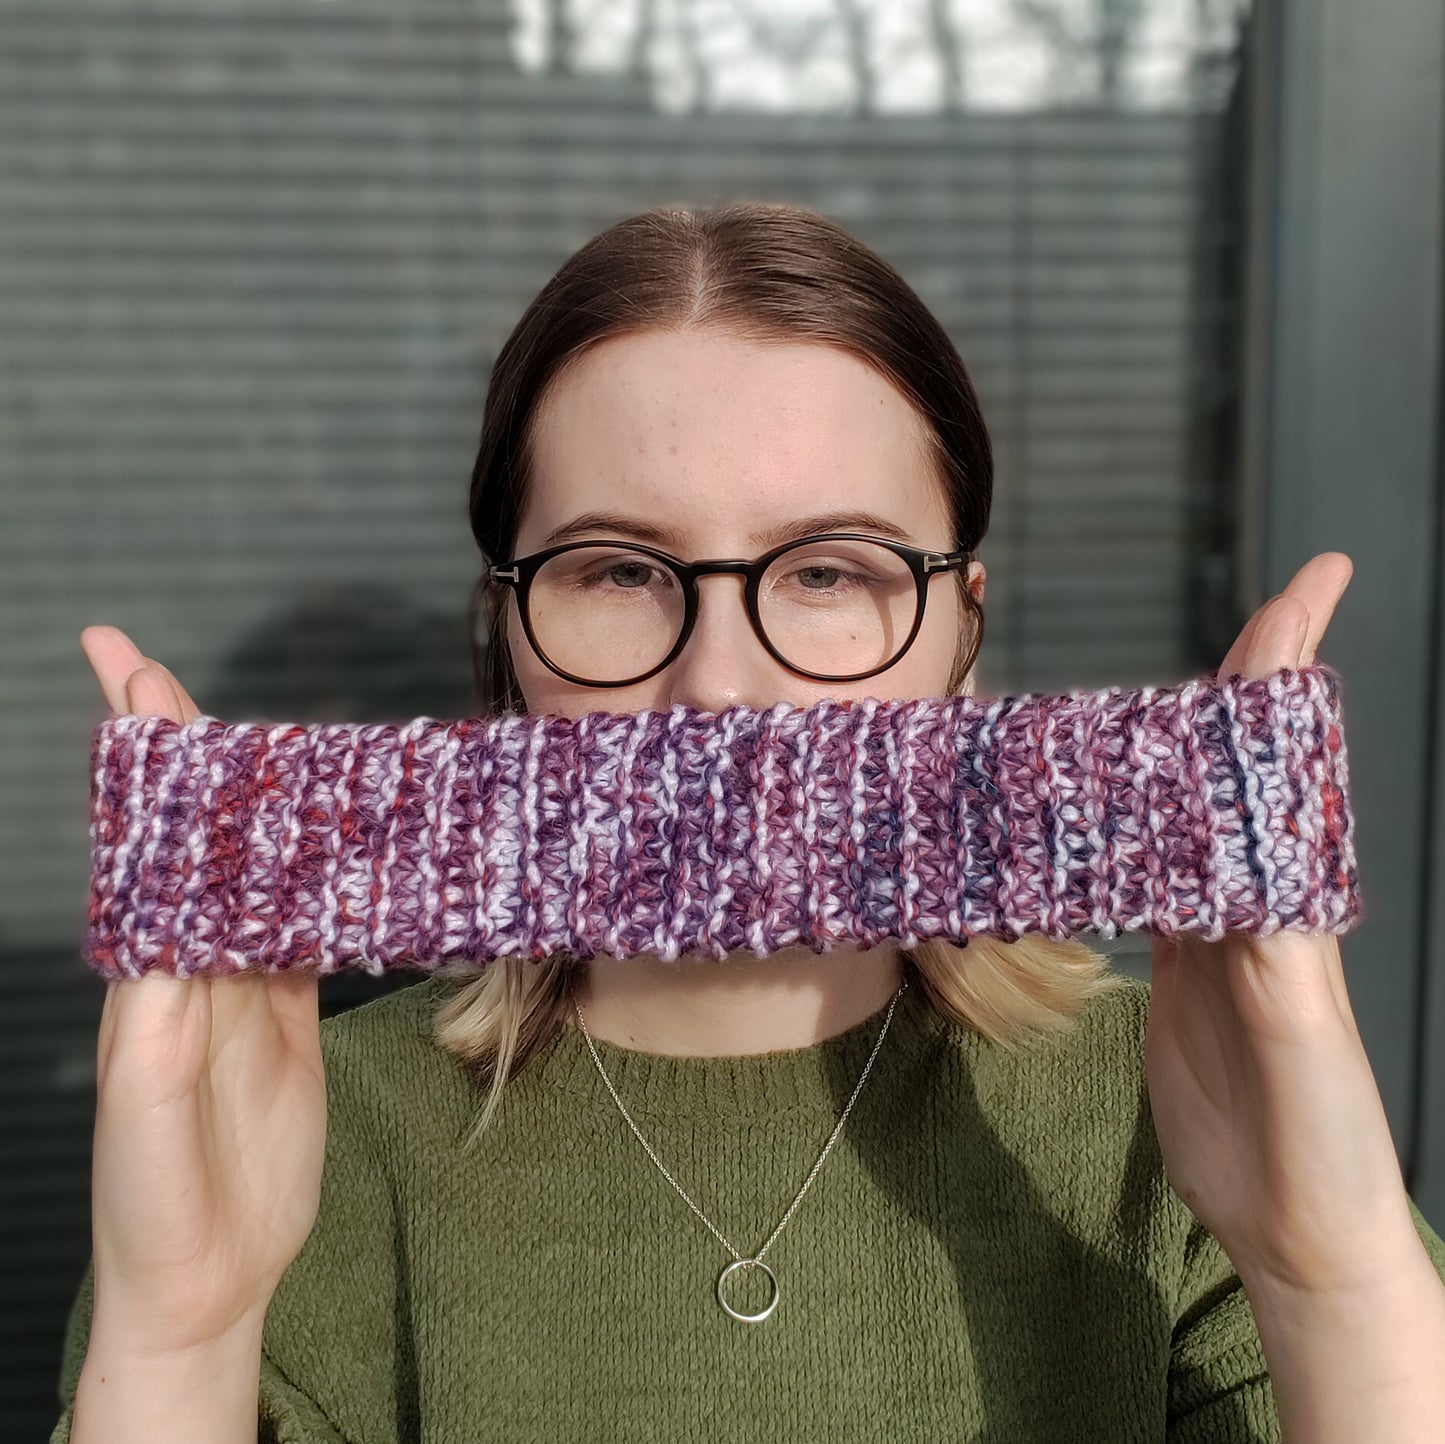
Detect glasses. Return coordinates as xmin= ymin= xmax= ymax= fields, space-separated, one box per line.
xmin=483 ymin=531 xmax=976 ymax=688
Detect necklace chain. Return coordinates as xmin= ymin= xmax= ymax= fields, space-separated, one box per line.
xmin=572 ymin=975 xmax=908 ymax=1321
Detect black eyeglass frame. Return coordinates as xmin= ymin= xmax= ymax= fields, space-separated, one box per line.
xmin=483 ymin=531 xmax=978 ymax=688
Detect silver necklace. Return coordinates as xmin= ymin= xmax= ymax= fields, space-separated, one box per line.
xmin=572 ymin=975 xmax=908 ymax=1324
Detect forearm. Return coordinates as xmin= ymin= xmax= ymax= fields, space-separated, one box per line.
xmin=70 ymin=1306 xmax=267 ymax=1444
xmin=1240 ymin=1221 xmax=1445 ymax=1443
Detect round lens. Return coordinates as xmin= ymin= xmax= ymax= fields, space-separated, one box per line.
xmin=528 ymin=546 xmax=684 ymax=683
xmin=758 ymin=539 xmax=917 ymax=677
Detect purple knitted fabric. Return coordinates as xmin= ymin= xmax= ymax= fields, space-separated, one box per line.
xmin=81 ymin=662 xmax=1362 ymax=981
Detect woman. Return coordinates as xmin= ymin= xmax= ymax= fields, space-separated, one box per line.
xmin=57 ymin=202 xmax=1445 ymax=1441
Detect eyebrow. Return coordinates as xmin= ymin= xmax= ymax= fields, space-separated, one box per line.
xmin=538 ymin=508 xmax=920 ymax=552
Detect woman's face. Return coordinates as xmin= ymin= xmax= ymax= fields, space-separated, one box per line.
xmin=506 ymin=327 xmax=986 ymax=721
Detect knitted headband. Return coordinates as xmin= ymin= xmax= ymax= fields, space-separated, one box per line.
xmin=82 ymin=661 xmax=1362 ymax=982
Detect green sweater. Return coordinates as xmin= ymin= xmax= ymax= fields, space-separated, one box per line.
xmin=51 ymin=973 xmax=1445 ymax=1443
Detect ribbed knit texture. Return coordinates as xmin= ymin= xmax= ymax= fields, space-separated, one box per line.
xmin=83 ymin=662 xmax=1361 ymax=981
xmin=52 ymin=973 xmax=1445 ymax=1443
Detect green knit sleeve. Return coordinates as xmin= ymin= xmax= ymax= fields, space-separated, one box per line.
xmin=1407 ymin=1193 xmax=1445 ymax=1278
xmin=46 ymin=1258 xmax=89 ymax=1443
xmin=1165 ymin=1217 xmax=1278 ymax=1443
xmin=48 ymin=1010 xmax=412 ymax=1444
xmin=1166 ymin=1194 xmax=1445 ymax=1444
xmin=256 ymin=1011 xmax=418 ymax=1443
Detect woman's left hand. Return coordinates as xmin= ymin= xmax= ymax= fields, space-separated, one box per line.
xmin=1145 ymin=551 xmax=1415 ymax=1295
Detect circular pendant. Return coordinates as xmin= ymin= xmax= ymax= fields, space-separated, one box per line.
xmin=716 ymin=1258 xmax=779 ymax=1323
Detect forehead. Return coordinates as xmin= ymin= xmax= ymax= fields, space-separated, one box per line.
xmin=519 ymin=328 xmax=947 ymax=550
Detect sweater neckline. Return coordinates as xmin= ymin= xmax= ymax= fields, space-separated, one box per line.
xmin=529 ymin=973 xmax=954 ymax=1123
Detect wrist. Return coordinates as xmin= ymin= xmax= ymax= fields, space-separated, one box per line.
xmin=73 ymin=1316 xmax=268 ymax=1444
xmin=89 ymin=1295 xmax=269 ymax=1360
xmin=1235 ymin=1228 xmax=1445 ymax=1442
xmin=1226 ymin=1187 xmax=1421 ymax=1301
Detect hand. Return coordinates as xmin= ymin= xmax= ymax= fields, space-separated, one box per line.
xmin=79 ymin=626 xmax=328 ymax=1354
xmin=1144 ymin=555 xmax=1416 ymax=1294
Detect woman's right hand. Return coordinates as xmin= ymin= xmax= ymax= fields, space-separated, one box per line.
xmin=78 ymin=626 xmax=327 ymax=1357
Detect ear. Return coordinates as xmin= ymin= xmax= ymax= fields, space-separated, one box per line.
xmin=966 ymin=558 xmax=986 ymax=606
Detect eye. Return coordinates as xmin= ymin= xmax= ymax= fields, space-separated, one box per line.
xmin=574 ymin=554 xmax=676 ymax=592
xmin=792 ymin=563 xmax=865 ymax=591
xmin=593 ymin=561 xmax=657 ymax=589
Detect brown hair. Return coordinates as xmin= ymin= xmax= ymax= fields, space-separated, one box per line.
xmin=432 ymin=200 xmax=1128 ymax=1143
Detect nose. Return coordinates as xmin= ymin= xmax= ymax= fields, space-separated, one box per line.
xmin=661 ymin=571 xmax=781 ymax=714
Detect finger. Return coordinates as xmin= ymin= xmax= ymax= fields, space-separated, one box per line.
xmin=97 ymin=979 xmax=119 ymax=1080
xmin=265 ymin=970 xmax=321 ymax=1053
xmin=1216 ymin=595 xmax=1306 ymax=683
xmin=125 ymin=665 xmax=196 ymax=724
xmin=133 ymin=658 xmax=202 ymax=725
xmin=79 ymin=626 xmax=146 ymax=716
xmin=1244 ymin=596 xmax=1310 ymax=677
xmin=80 ymin=627 xmax=204 ymax=724
xmin=103 ymin=971 xmax=211 ymax=1105
xmin=1218 ymin=553 xmax=1352 ymax=680
xmin=1278 ymin=552 xmax=1353 ymax=666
